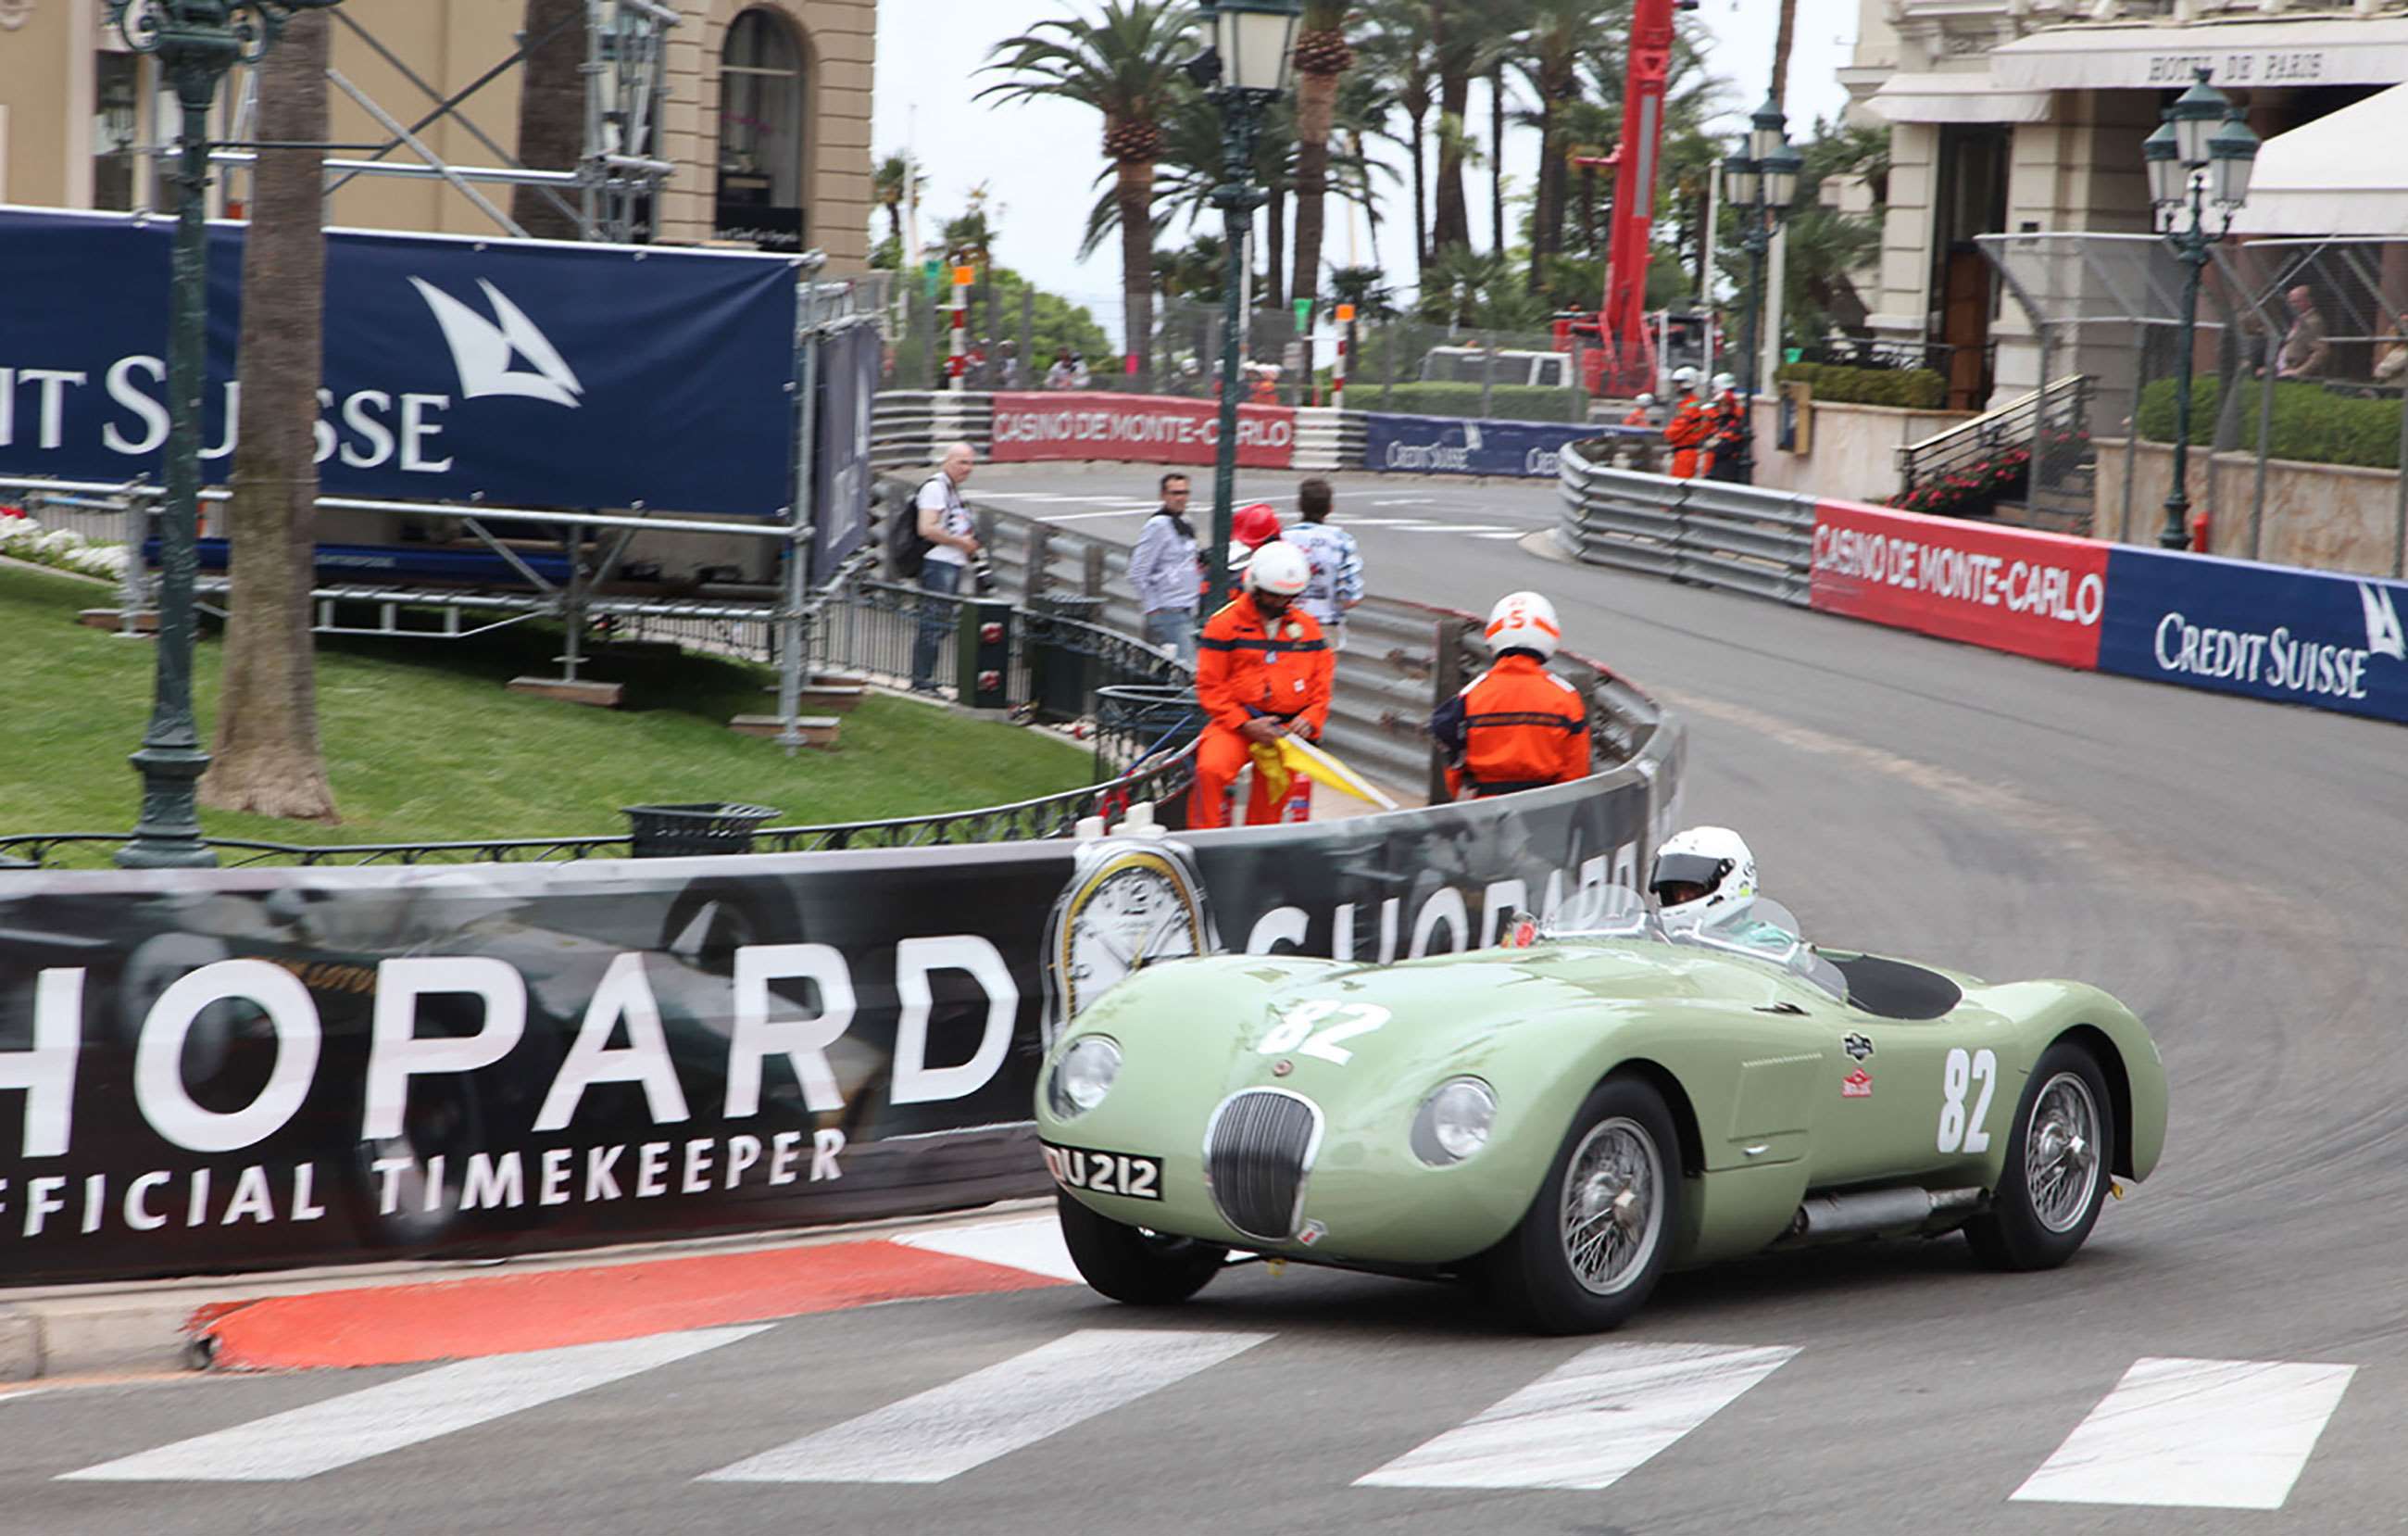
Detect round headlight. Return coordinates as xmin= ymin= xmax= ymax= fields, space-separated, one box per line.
xmin=1411 ymin=1076 xmax=1498 ymax=1165
xmin=1051 ymin=1036 xmax=1122 ymax=1117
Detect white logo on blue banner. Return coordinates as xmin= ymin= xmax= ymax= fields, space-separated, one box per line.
xmin=407 ymin=278 xmax=586 ymax=409
xmin=2360 ymin=582 xmax=2406 ymax=661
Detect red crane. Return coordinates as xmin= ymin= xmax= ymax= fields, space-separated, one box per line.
xmin=1599 ymin=0 xmax=1684 ymax=397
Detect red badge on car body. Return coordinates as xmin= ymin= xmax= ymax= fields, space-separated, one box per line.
xmin=1841 ymin=1068 xmax=1873 ymax=1099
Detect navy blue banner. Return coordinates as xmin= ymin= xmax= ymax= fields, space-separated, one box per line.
xmin=1361 ymin=411 xmax=1591 ymax=478
xmin=2100 ymin=546 xmax=2408 ymax=724
xmin=0 ymin=208 xmax=800 ymax=518
xmin=811 ymin=323 xmax=879 ymax=580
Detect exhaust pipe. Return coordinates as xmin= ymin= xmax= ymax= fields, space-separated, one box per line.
xmin=1787 ymin=1186 xmax=1983 ymax=1242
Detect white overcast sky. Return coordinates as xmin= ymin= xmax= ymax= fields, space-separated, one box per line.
xmin=868 ymin=1 xmax=1857 ymax=342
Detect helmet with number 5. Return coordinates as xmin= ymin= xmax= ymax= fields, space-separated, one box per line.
xmin=1245 ymin=538 xmax=1312 ymax=597
xmin=1484 ymin=590 xmax=1561 ymax=660
xmin=1649 ymin=825 xmax=1757 ymax=933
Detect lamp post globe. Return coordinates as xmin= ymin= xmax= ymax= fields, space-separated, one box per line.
xmin=107 ymin=0 xmax=350 ymax=869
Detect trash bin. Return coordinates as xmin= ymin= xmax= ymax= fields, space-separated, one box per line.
xmin=1093 ymin=683 xmax=1202 ymax=781
xmin=621 ymin=801 xmax=780 ymax=859
xmin=1026 ymin=594 xmax=1107 ymax=724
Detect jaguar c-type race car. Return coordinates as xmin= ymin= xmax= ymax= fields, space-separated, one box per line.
xmin=1034 ymin=888 xmax=2166 ymax=1333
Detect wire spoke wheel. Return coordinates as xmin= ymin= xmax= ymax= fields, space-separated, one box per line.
xmin=1559 ymin=1116 xmax=1663 ymax=1295
xmin=2025 ymin=1070 xmax=2103 ymax=1234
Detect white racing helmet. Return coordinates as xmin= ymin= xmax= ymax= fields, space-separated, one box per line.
xmin=1246 ymin=538 xmax=1312 ymax=597
xmin=1484 ymin=590 xmax=1561 ymax=660
xmin=1649 ymin=825 xmax=1757 ymax=933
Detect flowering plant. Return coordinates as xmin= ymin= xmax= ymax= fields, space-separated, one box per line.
xmin=0 ymin=506 xmax=134 ymax=581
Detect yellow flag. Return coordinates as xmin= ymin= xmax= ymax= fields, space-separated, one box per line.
xmin=1248 ymin=740 xmax=1292 ymax=805
xmin=1275 ymin=735 xmax=1399 ymax=811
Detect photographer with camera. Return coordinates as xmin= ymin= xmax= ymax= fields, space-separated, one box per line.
xmin=909 ymin=441 xmax=985 ymax=695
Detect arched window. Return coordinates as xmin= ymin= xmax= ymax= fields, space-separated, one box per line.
xmin=715 ymin=7 xmax=807 ymax=251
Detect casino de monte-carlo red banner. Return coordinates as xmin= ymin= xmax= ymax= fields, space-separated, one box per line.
xmin=990 ymin=392 xmax=1297 ymax=470
xmin=1810 ymin=498 xmax=2110 ymax=670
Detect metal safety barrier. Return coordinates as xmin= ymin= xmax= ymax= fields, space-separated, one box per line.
xmin=1556 ymin=443 xmax=1814 ymax=607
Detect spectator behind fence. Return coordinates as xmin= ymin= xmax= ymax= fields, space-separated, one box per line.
xmin=2277 ymin=286 xmax=2330 ymax=380
xmin=1283 ymin=477 xmax=1364 ymax=651
xmin=1129 ymin=472 xmax=1203 ymax=665
xmin=2375 ymin=310 xmax=2408 ymax=386
xmin=909 ymin=442 xmax=982 ymax=694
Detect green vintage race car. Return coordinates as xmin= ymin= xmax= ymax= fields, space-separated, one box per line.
xmin=1034 ymin=890 xmax=2166 ymax=1333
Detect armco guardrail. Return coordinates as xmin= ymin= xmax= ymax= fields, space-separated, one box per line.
xmin=1557 ymin=444 xmax=1813 ymax=606
xmin=0 ymin=721 xmax=1678 ymax=1286
xmin=1559 ymin=435 xmax=2408 ymax=732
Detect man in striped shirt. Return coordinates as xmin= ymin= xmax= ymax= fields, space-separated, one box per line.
xmin=1282 ymin=477 xmax=1364 ymax=651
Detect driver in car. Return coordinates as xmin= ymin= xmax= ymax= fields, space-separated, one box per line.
xmin=1647 ymin=826 xmax=1798 ymax=955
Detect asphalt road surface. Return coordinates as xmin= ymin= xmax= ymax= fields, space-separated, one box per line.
xmin=11 ymin=460 xmax=2408 ymax=1533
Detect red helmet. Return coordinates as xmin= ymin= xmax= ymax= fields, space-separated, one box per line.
xmin=1231 ymin=502 xmax=1283 ymax=548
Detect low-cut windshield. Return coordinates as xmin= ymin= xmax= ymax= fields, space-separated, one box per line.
xmin=1540 ymin=890 xmax=1849 ymax=1002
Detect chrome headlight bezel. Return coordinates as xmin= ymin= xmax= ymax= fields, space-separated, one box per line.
xmin=1411 ymin=1076 xmax=1499 ymax=1165
xmin=1048 ymin=1035 xmax=1122 ymax=1118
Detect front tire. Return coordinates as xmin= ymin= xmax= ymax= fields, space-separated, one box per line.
xmin=1055 ymin=1193 xmax=1228 ymax=1305
xmin=1482 ymin=1076 xmax=1682 ymax=1335
xmin=1964 ymin=1041 xmax=2115 ymax=1271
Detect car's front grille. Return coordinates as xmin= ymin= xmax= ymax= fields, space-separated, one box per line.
xmin=1203 ymin=1089 xmax=1322 ymax=1243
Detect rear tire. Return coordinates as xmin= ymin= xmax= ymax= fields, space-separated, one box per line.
xmin=1482 ymin=1076 xmax=1682 ymax=1335
xmin=1055 ymin=1193 xmax=1228 ymax=1305
xmin=1964 ymin=1040 xmax=2116 ymax=1271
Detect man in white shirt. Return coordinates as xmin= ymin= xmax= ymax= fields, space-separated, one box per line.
xmin=1127 ymin=472 xmax=1202 ymax=665
xmin=1281 ymin=477 xmax=1364 ymax=650
xmin=911 ymin=442 xmax=983 ymax=693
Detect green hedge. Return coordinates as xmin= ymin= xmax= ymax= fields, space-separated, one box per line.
xmin=1775 ymin=361 xmax=1948 ymax=410
xmin=2133 ymin=378 xmax=2401 ymax=471
xmin=1367 ymin=382 xmax=1587 ymax=422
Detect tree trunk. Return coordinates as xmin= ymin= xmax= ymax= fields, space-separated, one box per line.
xmin=1263 ymin=177 xmax=1287 ymax=311
xmin=1407 ymin=110 xmax=1429 ymax=268
xmin=1771 ymin=0 xmax=1799 ymax=110
xmin=1430 ymin=2 xmax=1471 ymax=255
xmin=198 ymin=12 xmax=337 ymax=823
xmin=1291 ymin=67 xmax=1341 ymax=308
xmin=1116 ymin=157 xmax=1156 ymax=391
xmin=1489 ymin=59 xmax=1506 ymax=259
xmin=512 ymin=0 xmax=589 ymax=240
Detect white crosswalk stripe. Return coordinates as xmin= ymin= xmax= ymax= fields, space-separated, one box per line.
xmin=891 ymin=1212 xmax=1084 ymax=1281
xmin=1355 ymin=1341 xmax=1800 ymax=1492
xmin=57 ymin=1326 xmax=767 ymax=1483
xmin=700 ymin=1328 xmax=1269 ymax=1485
xmin=2011 ymin=1356 xmax=2356 ymax=1510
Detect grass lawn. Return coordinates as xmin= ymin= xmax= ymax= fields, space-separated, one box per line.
xmin=0 ymin=562 xmax=1095 ymax=850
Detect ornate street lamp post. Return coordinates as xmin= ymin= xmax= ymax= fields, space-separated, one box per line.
xmin=107 ymin=0 xmax=347 ymax=869
xmin=2146 ymin=68 xmax=2258 ymax=552
xmin=1191 ymin=0 xmax=1298 ymax=605
xmin=1719 ymin=95 xmax=1800 ymax=486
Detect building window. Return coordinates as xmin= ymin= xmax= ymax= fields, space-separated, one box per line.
xmin=716 ymin=7 xmax=807 ymax=252
xmin=94 ymin=52 xmax=141 ymax=211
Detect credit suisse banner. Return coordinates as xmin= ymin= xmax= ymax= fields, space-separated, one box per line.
xmin=1809 ymin=498 xmax=2110 ymax=669
xmin=1361 ymin=412 xmax=1590 ymax=479
xmin=2099 ymin=546 xmax=2408 ymax=724
xmin=989 ymin=391 xmax=1295 ymax=469
xmin=0 ymin=767 xmax=1664 ymax=1284
xmin=0 ymin=207 xmax=799 ymax=518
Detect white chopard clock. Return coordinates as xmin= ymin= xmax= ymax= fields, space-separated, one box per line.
xmin=1041 ymin=838 xmax=1219 ymax=1044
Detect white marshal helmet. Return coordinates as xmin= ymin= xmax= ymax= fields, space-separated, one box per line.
xmin=1670 ymin=366 xmax=1699 ymax=387
xmin=1245 ymin=537 xmax=1312 ymax=597
xmin=1635 ymin=392 xmax=1657 ymax=407
xmin=1484 ymin=590 xmax=1561 ymax=660
xmin=1649 ymin=825 xmax=1757 ymax=932
xmin=1712 ymin=371 xmax=1737 ymax=395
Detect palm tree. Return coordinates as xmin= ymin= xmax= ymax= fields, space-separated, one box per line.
xmin=1770 ymin=0 xmax=1799 ymax=111
xmin=199 ymin=12 xmax=337 ymax=821
xmin=1287 ymin=1 xmax=1356 ymax=314
xmin=1357 ymin=1 xmax=1436 ymax=268
xmin=1427 ymin=0 xmax=1477 ymax=258
xmin=511 ymin=0 xmax=587 ymax=240
xmin=1521 ymin=0 xmax=1615 ymax=289
xmin=981 ymin=2 xmax=1198 ymax=391
xmin=872 ymin=151 xmax=925 ymax=250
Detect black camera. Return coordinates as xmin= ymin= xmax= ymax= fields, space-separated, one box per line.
xmin=971 ymin=555 xmax=998 ymax=595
